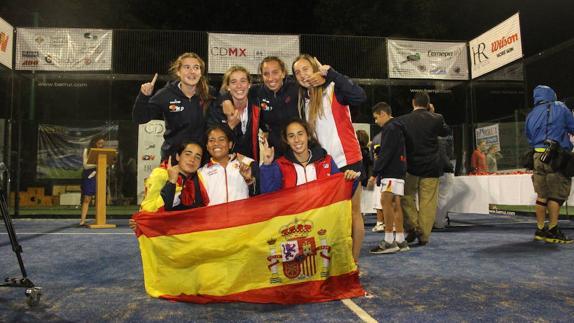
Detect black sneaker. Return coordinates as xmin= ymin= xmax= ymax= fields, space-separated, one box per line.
xmin=545 ymin=227 xmax=573 ymax=244
xmin=369 ymin=241 xmax=399 ymax=254
xmin=405 ymin=230 xmax=418 ymax=243
xmin=534 ymin=227 xmax=548 ymax=241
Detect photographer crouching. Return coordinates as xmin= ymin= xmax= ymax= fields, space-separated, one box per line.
xmin=525 ymin=85 xmax=574 ymax=244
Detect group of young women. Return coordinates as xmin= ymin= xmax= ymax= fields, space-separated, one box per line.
xmin=130 ymin=52 xmax=367 ymax=261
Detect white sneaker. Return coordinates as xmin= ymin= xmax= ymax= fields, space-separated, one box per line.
xmin=372 ymin=223 xmax=385 ymax=232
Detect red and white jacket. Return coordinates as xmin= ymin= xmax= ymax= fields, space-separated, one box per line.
xmin=303 ymin=68 xmax=366 ymax=168
xmin=198 ymin=155 xmax=255 ymax=206
xmin=260 ymin=146 xmax=339 ymax=193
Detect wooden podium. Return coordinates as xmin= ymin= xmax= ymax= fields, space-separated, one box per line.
xmin=86 ymin=148 xmax=117 ymax=229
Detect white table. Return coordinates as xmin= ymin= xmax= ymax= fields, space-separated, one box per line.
xmin=449 ymin=174 xmax=574 ymax=214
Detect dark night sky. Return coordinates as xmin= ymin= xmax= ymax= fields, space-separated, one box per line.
xmin=1 ymin=0 xmax=574 ymax=57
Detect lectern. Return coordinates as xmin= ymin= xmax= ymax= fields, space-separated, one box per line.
xmin=86 ymin=148 xmax=117 ymax=229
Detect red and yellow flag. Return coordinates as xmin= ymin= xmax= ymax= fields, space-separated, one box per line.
xmin=133 ymin=174 xmax=365 ymax=304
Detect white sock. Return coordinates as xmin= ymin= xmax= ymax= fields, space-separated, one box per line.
xmin=395 ymin=232 xmax=405 ymax=243
xmin=384 ymin=233 xmax=394 ymax=243
xmin=376 ymin=221 xmax=383 ymax=226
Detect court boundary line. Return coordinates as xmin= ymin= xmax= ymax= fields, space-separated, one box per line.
xmin=341 ymin=298 xmax=378 ymax=323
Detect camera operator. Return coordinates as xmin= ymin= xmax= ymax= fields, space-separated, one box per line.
xmin=525 ymin=85 xmax=574 ymax=244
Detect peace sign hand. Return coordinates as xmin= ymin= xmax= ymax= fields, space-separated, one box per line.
xmin=166 ymin=156 xmax=180 ymax=184
xmin=140 ymin=73 xmax=158 ymax=96
xmin=261 ymin=136 xmax=275 ymax=165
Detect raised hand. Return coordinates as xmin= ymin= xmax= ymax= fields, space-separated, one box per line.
xmin=226 ymin=106 xmax=241 ymax=130
xmin=140 ymin=73 xmax=158 ymax=96
xmin=239 ymin=160 xmax=254 ymax=185
xmin=306 ymin=57 xmax=328 ymax=87
xmin=261 ymin=136 xmax=275 ymax=165
xmin=166 ymin=156 xmax=180 ymax=184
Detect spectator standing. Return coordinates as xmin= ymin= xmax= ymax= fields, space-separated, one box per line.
xmin=398 ymin=92 xmax=450 ymax=245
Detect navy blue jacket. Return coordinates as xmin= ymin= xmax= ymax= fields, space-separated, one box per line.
xmin=132 ymin=81 xmax=216 ymax=160
xmin=373 ymin=119 xmax=407 ymax=180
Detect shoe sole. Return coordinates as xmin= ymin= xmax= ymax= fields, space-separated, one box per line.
xmin=544 ymin=238 xmax=574 ymax=244
xmin=369 ymin=247 xmax=400 ymax=254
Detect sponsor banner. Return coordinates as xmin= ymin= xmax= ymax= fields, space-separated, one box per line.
xmin=387 ymin=39 xmax=468 ymax=80
xmin=137 ymin=120 xmax=165 ymax=204
xmin=475 ymin=124 xmax=500 ymax=151
xmin=134 ymin=174 xmax=364 ymax=304
xmin=208 ymin=33 xmax=299 ymax=74
xmin=469 ymin=13 xmax=522 ymax=79
xmin=15 ymin=28 xmax=112 ymax=71
xmin=0 ymin=17 xmax=14 ymax=69
xmin=37 ymin=123 xmax=117 ymax=179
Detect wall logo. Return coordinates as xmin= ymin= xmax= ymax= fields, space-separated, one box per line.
xmin=142 ymin=154 xmax=156 ymax=161
xmin=210 ymin=47 xmax=247 ymax=57
xmin=83 ymin=32 xmax=98 ymax=40
xmin=491 ymin=33 xmax=518 ymax=53
xmin=401 ymin=53 xmax=420 ymax=64
xmin=144 ymin=124 xmax=164 ymax=134
xmin=22 ymin=51 xmax=38 ymax=58
xmin=471 ymin=42 xmax=489 ymax=65
xmin=21 ymin=59 xmax=39 ymax=66
xmin=0 ymin=32 xmax=9 ymax=52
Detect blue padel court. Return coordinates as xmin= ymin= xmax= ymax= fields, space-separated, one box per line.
xmin=1 ymin=213 xmax=573 ymax=322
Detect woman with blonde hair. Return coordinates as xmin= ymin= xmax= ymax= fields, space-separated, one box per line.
xmin=208 ymin=65 xmax=260 ymax=160
xmin=292 ymin=54 xmax=367 ymax=262
xmin=132 ymin=52 xmax=216 ymax=162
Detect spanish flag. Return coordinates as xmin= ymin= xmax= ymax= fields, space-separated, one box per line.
xmin=133 ymin=173 xmax=365 ymax=304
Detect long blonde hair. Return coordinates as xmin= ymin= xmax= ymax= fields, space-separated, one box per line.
xmin=169 ymin=52 xmax=213 ymax=113
xmin=292 ymin=54 xmax=324 ymax=132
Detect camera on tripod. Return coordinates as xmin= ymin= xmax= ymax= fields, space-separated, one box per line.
xmin=539 ymin=139 xmax=559 ymax=163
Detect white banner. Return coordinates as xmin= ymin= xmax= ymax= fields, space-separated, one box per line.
xmin=137 ymin=120 xmax=165 ymax=204
xmin=475 ymin=124 xmax=500 ymax=151
xmin=15 ymin=28 xmax=112 ymax=71
xmin=0 ymin=17 xmax=14 ymax=69
xmin=469 ymin=13 xmax=523 ymax=79
xmin=387 ymin=39 xmax=468 ymax=80
xmin=208 ymin=33 xmax=299 ymax=74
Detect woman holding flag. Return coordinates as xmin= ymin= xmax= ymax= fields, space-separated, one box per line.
xmin=260 ymin=118 xmax=359 ymax=193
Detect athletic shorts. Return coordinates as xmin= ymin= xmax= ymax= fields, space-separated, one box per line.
xmin=379 ymin=178 xmax=405 ymax=196
xmin=372 ymin=184 xmax=382 ymax=210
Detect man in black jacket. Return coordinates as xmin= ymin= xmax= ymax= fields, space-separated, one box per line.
xmin=397 ymin=92 xmax=451 ymax=245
